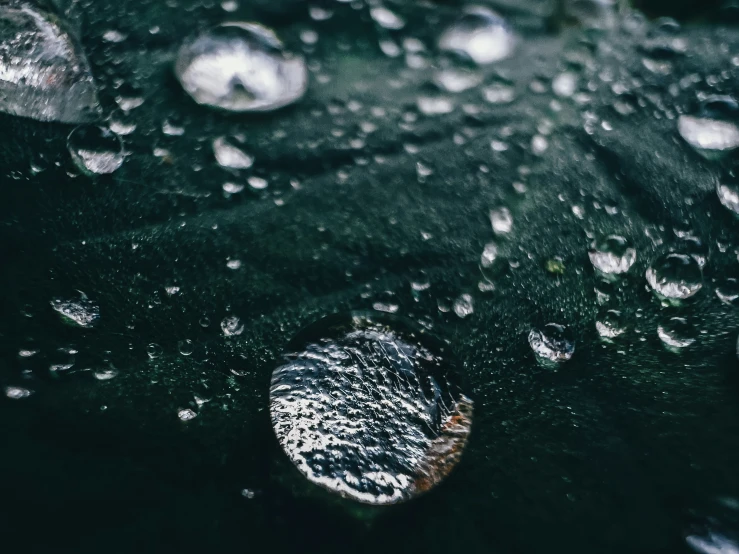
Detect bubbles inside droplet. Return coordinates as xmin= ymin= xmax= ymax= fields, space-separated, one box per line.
xmin=270 ymin=312 xmax=473 ymax=505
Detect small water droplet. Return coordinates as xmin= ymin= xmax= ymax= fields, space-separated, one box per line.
xmin=490 ymin=206 xmax=513 ymax=235
xmin=716 ymin=278 xmax=739 ymax=306
xmin=596 ymin=309 xmax=626 ymax=339
xmin=68 ymin=126 xmax=124 ymax=176
xmin=146 ymin=343 xmax=163 ymax=359
xmin=178 ymin=339 xmax=194 ymax=356
xmin=370 ymin=6 xmax=405 ymax=30
xmin=213 ymin=136 xmax=254 ymax=169
xmin=4 ymin=386 xmax=33 ymax=399
xmin=528 ymin=323 xmax=575 ymax=367
xmin=717 ymin=178 xmax=739 ymax=217
xmin=221 ymin=315 xmax=244 ymax=336
xmin=588 ymin=235 xmax=636 ymax=276
xmin=646 ymin=253 xmax=703 ymax=300
xmin=453 ymin=294 xmax=474 ymax=318
xmin=248 ymin=176 xmax=268 ymax=190
xmin=94 ymin=367 xmax=118 ymax=380
xmin=178 ymin=408 xmax=197 ymax=421
xmin=175 ymin=22 xmax=308 ymax=113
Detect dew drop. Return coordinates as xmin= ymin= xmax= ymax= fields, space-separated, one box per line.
xmin=646 ymin=253 xmax=703 ymax=300
xmin=717 ymin=179 xmax=739 ymax=217
xmin=178 ymin=408 xmax=197 ymax=421
xmin=595 ymin=309 xmax=626 ymax=339
xmin=178 ymin=339 xmax=194 ymax=356
xmin=175 ymin=22 xmax=308 ymax=113
xmin=453 ymin=294 xmax=474 ymax=318
xmin=146 ymin=343 xmax=163 ymax=359
xmin=528 ymin=323 xmax=575 ymax=367
xmin=370 ymin=6 xmax=405 ymax=30
xmin=716 ymin=278 xmax=739 ymax=306
xmin=270 ymin=312 xmax=473 ymax=505
xmin=490 ymin=206 xmax=513 ymax=235
xmin=67 ymin=126 xmax=124 ymax=176
xmin=4 ymin=386 xmax=33 ymax=399
xmin=438 ymin=6 xmax=515 ymax=66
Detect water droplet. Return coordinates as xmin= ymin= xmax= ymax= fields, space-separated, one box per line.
xmin=178 ymin=339 xmax=194 ymax=356
xmin=646 ymin=253 xmax=703 ymax=300
xmin=490 ymin=206 xmax=513 ymax=235
xmin=67 ymin=126 xmax=124 ymax=176
xmin=481 ymin=80 xmax=515 ymax=104
xmin=213 ymin=136 xmax=254 ymax=169
xmin=716 ymin=278 xmax=739 ymax=306
xmin=552 ymin=71 xmax=578 ymax=98
xmin=596 ymin=309 xmax=626 ymax=339
xmin=146 ymin=343 xmax=163 ymax=359
xmin=270 ymin=312 xmax=473 ymax=505
xmin=0 ymin=3 xmax=100 ymax=123
xmin=438 ymin=6 xmax=515 ymax=66
xmin=657 ymin=317 xmax=696 ymax=350
xmin=678 ymin=96 xmax=739 ymax=159
xmin=453 ymin=294 xmax=474 ymax=318
xmin=223 ymin=182 xmax=244 ymax=194
xmin=51 ymin=291 xmax=100 ymax=328
xmin=717 ymin=179 xmax=739 ymax=217
xmin=370 ymin=6 xmax=405 ymax=30
xmin=175 ymin=22 xmax=308 ymax=113
xmin=221 ymin=315 xmax=244 ymax=336
xmin=528 ymin=323 xmax=575 ymax=367
xmin=4 ymin=386 xmax=32 ymax=399
xmin=416 ymin=94 xmax=454 ymax=115
xmin=588 ymin=235 xmax=636 ymax=276
xmin=178 ymin=408 xmax=197 ymax=421
xmin=241 ymin=488 xmax=256 ymax=499
xmin=248 ymin=176 xmax=268 ymax=190
xmin=227 ymin=259 xmax=242 ymax=270
xmin=432 ymin=67 xmax=483 ymax=93
xmin=93 ymin=367 xmax=118 ymax=380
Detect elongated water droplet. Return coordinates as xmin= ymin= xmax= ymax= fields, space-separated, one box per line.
xmin=51 ymin=291 xmax=99 ymax=328
xmin=175 ymin=22 xmax=308 ymax=113
xmin=528 ymin=323 xmax=575 ymax=367
xmin=678 ymin=96 xmax=739 ymax=159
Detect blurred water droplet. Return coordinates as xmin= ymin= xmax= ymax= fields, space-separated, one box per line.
xmin=433 ymin=67 xmax=483 ymax=93
xmin=67 ymin=126 xmax=124 ymax=175
xmin=248 ymin=176 xmax=268 ymax=190
xmin=370 ymin=6 xmax=405 ymax=30
xmin=588 ymin=235 xmax=636 ymax=276
xmin=529 ymin=324 xmax=575 ymax=367
xmin=51 ymin=291 xmax=100 ymax=328
xmin=596 ymin=309 xmax=626 ymax=339
xmin=213 ymin=136 xmax=254 ymax=169
xmin=221 ymin=315 xmax=244 ymax=336
xmin=482 ymin=80 xmax=515 ymax=104
xmin=453 ymin=294 xmax=474 ymax=318
xmin=175 ymin=22 xmax=308 ymax=113
xmin=417 ymin=94 xmax=454 ymax=115
xmin=178 ymin=408 xmax=197 ymax=421
xmin=646 ymin=253 xmax=703 ymax=300
xmin=227 ymin=259 xmax=242 ymax=270
xmin=270 ymin=312 xmax=473 ymax=505
xmin=0 ymin=2 xmax=100 ymax=123
xmin=678 ymin=96 xmax=739 ymax=159
xmin=657 ymin=317 xmax=696 ymax=350
xmin=490 ymin=206 xmax=513 ymax=235
xmin=438 ymin=6 xmax=515 ymax=66
xmin=5 ymin=386 xmax=32 ymax=399
xmin=717 ymin=179 xmax=739 ymax=217
xmin=552 ymin=71 xmax=578 ymax=98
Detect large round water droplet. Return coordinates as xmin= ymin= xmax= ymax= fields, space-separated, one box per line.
xmin=67 ymin=126 xmax=124 ymax=175
xmin=175 ymin=22 xmax=308 ymax=113
xmin=595 ymin=309 xmax=626 ymax=339
xmin=51 ymin=291 xmax=100 ymax=328
xmin=646 ymin=253 xmax=703 ymax=300
xmin=270 ymin=312 xmax=473 ymax=505
xmin=528 ymin=323 xmax=575 ymax=367
xmin=678 ymin=96 xmax=739 ymax=159
xmin=0 ymin=2 xmax=100 ymax=123
xmin=588 ymin=235 xmax=636 ymax=276
xmin=437 ymin=6 xmax=515 ymax=66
